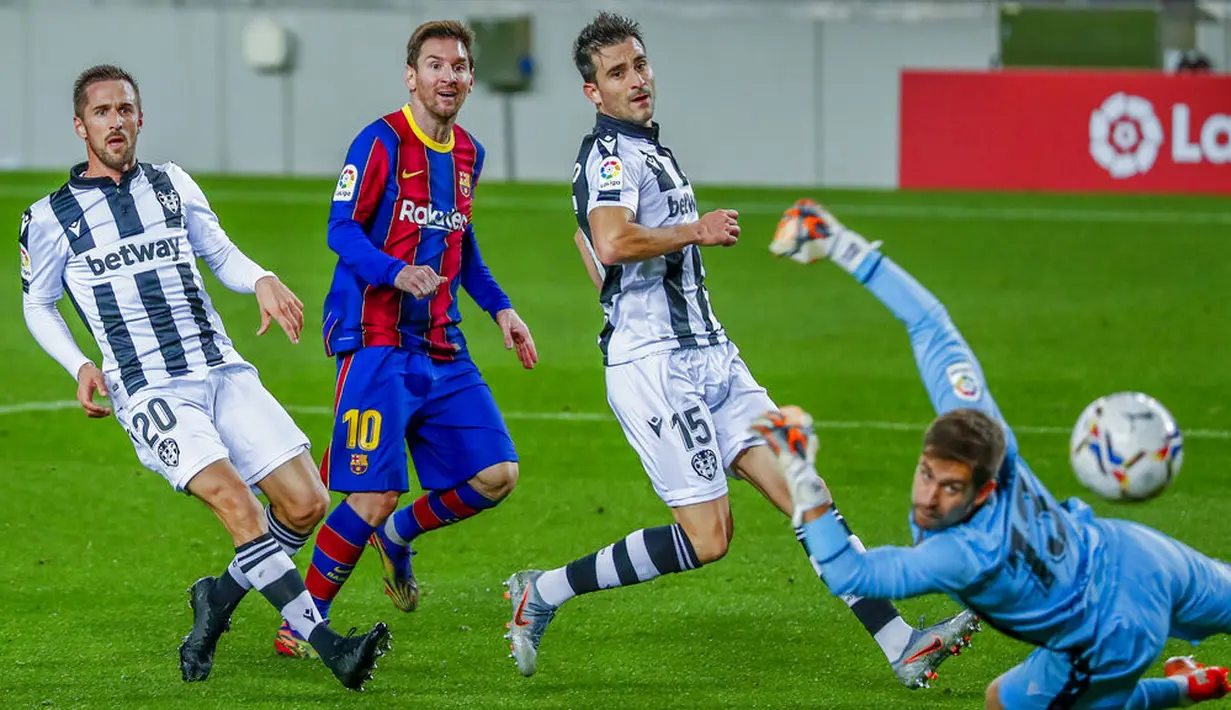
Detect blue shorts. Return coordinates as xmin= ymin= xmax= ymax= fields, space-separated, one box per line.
xmin=320 ymin=347 xmax=517 ymax=493
xmin=997 ymin=519 xmax=1231 ymax=709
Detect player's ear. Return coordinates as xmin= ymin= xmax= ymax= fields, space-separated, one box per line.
xmin=582 ymin=82 xmax=601 ymax=108
xmin=974 ymin=479 xmax=996 ymax=506
xmin=73 ymin=115 xmax=87 ymax=140
xmin=404 ymin=64 xmax=416 ymax=94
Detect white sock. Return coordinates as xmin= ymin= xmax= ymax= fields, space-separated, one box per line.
xmin=535 ymin=567 xmax=574 ymax=607
xmin=235 ymin=533 xmax=324 ymax=641
xmin=226 ymin=556 xmax=253 ymax=591
xmin=874 ymin=617 xmax=917 ymax=662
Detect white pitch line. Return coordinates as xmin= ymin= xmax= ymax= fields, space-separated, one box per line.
xmin=1 ymin=185 xmax=1228 ymax=225
xmin=4 ymin=399 xmax=1227 ymax=440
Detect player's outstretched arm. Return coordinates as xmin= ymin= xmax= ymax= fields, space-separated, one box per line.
xmin=754 ymin=407 xmax=981 ymax=601
xmin=770 ymin=203 xmax=1017 ymax=448
xmin=589 ymin=206 xmax=737 ymax=265
xmin=801 ymin=511 xmax=981 ymax=600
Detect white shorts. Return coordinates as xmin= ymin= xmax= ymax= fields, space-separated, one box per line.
xmin=605 ymin=341 xmax=776 ymax=508
xmin=113 ymin=363 xmax=310 ymax=492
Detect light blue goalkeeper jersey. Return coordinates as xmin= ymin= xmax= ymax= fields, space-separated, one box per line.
xmin=802 ymin=251 xmax=1109 ymax=654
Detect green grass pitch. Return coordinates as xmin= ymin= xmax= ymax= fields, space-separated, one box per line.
xmin=1 ymin=172 xmax=1229 ymax=709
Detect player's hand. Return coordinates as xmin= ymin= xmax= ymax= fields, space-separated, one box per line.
xmin=395 ymin=264 xmax=448 ymax=299
xmin=694 ymin=209 xmax=740 ymax=248
xmin=76 ymin=362 xmax=112 ymax=418
xmin=255 ymin=275 xmax=304 ymax=344
xmin=497 ymin=308 xmax=538 ymax=370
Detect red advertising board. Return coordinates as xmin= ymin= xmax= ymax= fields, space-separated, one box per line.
xmin=899 ymin=69 xmax=1231 ymax=193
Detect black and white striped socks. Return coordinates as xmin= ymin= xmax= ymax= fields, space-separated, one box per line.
xmin=534 ymin=524 xmax=702 ymax=607
xmin=233 ymin=533 xmax=325 ymax=641
xmin=266 ymin=505 xmax=312 ymax=557
xmin=211 ymin=506 xmax=314 ymax=613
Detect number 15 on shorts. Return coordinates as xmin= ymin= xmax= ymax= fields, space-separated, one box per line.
xmin=671 ymin=405 xmax=712 ymax=450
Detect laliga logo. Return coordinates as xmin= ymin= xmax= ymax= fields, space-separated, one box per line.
xmin=1089 ymin=93 xmax=1163 ymax=179
xmin=1172 ymin=104 xmax=1231 ymax=166
xmin=1091 ymin=92 xmax=1231 ymax=179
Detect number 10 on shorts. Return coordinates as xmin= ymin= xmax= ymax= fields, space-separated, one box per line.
xmin=342 ymin=409 xmax=382 ymax=451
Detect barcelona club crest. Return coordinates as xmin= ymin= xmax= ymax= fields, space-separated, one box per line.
xmin=350 ymin=453 xmax=369 ymax=475
xmin=458 ymin=171 xmax=472 ymax=197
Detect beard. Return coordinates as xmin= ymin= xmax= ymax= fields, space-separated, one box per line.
xmin=91 ymin=132 xmax=136 ymax=172
xmin=416 ymin=83 xmax=466 ymax=121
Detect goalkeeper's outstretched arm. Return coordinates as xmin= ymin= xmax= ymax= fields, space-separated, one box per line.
xmin=774 ymin=204 xmax=1017 ymax=452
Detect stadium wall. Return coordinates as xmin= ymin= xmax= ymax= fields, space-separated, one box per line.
xmin=0 ymin=4 xmax=997 ymax=188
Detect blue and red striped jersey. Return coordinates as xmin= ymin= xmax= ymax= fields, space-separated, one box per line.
xmin=323 ymin=104 xmax=511 ymax=359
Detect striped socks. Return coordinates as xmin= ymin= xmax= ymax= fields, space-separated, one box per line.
xmin=233 ymin=533 xmax=325 ymax=641
xmin=380 ymin=483 xmax=499 ymax=548
xmin=210 ymin=505 xmax=310 ymax=613
xmin=533 ymin=525 xmax=702 ymax=607
xmin=266 ymin=505 xmax=312 ymax=556
xmin=305 ymin=499 xmax=376 ymax=620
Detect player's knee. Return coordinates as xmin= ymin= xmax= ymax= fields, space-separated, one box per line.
xmin=280 ymin=485 xmax=329 ymax=531
xmin=687 ymin=524 xmax=730 ymax=565
xmin=347 ymin=490 xmax=401 ymax=525
xmin=471 ymin=461 xmax=518 ymax=501
xmin=201 ymin=480 xmax=263 ymax=536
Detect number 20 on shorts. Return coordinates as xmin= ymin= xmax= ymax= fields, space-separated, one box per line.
xmin=342 ymin=409 xmax=382 ymax=451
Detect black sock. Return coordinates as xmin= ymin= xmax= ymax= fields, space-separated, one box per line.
xmin=234 ymin=533 xmax=325 ymax=642
xmin=534 ymin=524 xmax=702 ymax=607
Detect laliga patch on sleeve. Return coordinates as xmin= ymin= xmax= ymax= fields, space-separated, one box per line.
xmin=19 ymin=244 xmax=32 ymax=282
xmin=945 ymin=362 xmax=982 ymax=402
xmin=333 ymin=164 xmax=359 ymax=202
xmin=596 ymin=157 xmax=623 ymax=192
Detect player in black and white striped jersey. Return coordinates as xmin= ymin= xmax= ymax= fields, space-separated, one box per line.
xmin=503 ymin=14 xmax=981 ymax=688
xmin=569 ymin=113 xmax=725 ymax=365
xmin=19 ymin=64 xmax=389 ymax=689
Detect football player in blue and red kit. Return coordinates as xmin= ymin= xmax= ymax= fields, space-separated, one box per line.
xmin=276 ymin=20 xmax=537 ymax=657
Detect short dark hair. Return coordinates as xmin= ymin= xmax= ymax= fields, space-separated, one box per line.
xmin=923 ymin=409 xmax=1007 ymax=489
xmin=573 ymin=12 xmax=644 ymax=83
xmin=407 ymin=20 xmax=475 ymax=70
xmin=73 ymin=64 xmax=140 ymax=119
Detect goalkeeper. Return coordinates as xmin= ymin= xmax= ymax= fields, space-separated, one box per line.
xmin=757 ymin=200 xmax=1231 ymax=710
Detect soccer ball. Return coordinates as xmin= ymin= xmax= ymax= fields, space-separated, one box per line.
xmin=1069 ymin=392 xmax=1184 ymax=501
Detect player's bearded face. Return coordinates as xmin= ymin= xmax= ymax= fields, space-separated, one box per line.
xmin=75 ymin=80 xmax=140 ymax=172
xmin=587 ymin=39 xmax=655 ymax=126
xmin=410 ymin=38 xmax=474 ymax=121
xmin=911 ymin=455 xmax=979 ymax=530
